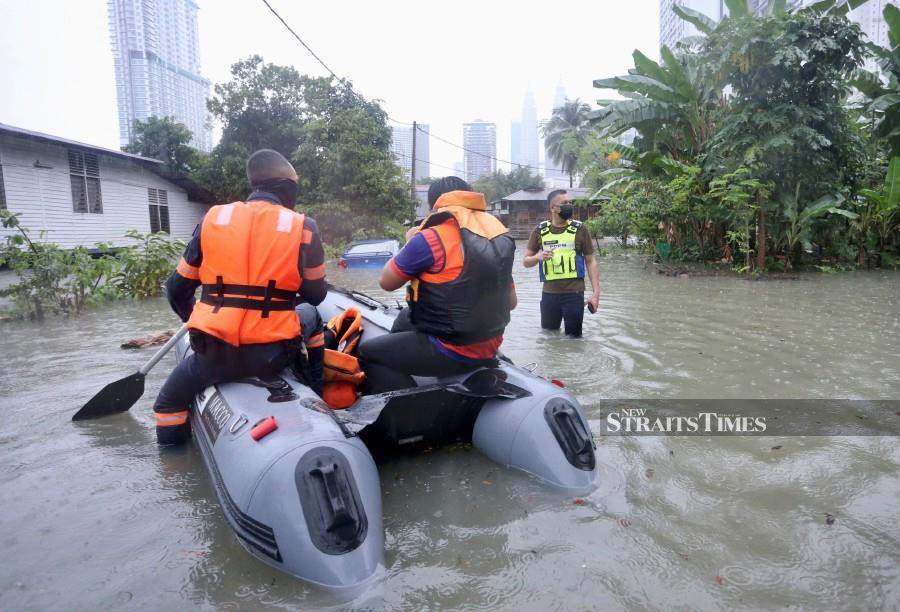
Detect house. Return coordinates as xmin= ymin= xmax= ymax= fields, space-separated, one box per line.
xmin=0 ymin=123 xmax=215 ymax=250
xmin=496 ymin=187 xmax=604 ymax=239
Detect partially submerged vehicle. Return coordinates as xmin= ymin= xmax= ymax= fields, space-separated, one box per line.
xmin=180 ymin=288 xmax=600 ymax=591
xmin=337 ymin=239 xmax=400 ymax=269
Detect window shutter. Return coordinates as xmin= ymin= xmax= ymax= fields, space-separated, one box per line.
xmin=149 ymin=204 xmax=160 ymax=233
xmin=68 ymin=150 xmax=85 ymax=175
xmin=70 ymin=175 xmax=88 ymax=213
xmin=159 ymin=204 xmax=170 ymax=234
xmin=87 ymin=178 xmax=102 ymax=213
xmin=84 ymin=153 xmax=100 ymax=178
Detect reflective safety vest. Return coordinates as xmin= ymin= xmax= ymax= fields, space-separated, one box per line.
xmin=187 ymin=200 xmax=309 ymax=346
xmin=538 ymin=219 xmax=585 ymax=282
xmin=322 ymin=307 xmax=365 ymax=409
xmin=407 ymin=191 xmax=515 ymax=345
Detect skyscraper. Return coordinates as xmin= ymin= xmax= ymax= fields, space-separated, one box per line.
xmin=108 ymin=0 xmax=212 ymax=152
xmin=519 ymin=90 xmax=540 ymax=172
xmin=544 ymin=83 xmax=568 ymax=180
xmin=390 ymin=124 xmax=430 ymax=180
xmin=852 ymin=0 xmax=898 ymax=50
xmin=659 ymin=0 xmax=896 ymax=65
xmin=463 ymin=121 xmax=496 ymax=181
xmin=659 ymin=0 xmax=725 ymax=51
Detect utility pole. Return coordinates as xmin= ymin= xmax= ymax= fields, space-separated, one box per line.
xmin=410 ymin=121 xmax=417 ymax=201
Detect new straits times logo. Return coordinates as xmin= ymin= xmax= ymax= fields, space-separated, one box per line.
xmin=594 ymin=400 xmax=900 ymax=436
xmin=606 ymin=407 xmax=768 ymax=434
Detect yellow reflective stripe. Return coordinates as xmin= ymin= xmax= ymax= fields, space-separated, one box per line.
xmin=303 ymin=263 xmax=326 ymax=280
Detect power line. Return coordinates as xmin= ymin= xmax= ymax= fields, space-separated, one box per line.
xmin=259 ymin=0 xmax=545 ymax=174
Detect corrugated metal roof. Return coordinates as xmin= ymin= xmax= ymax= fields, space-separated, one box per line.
xmin=0 ymin=122 xmax=163 ymax=165
xmin=501 ymin=187 xmax=594 ymax=201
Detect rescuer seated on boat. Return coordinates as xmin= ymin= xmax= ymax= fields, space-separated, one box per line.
xmin=358 ymin=176 xmax=517 ymax=393
xmin=154 ymin=149 xmax=327 ymax=446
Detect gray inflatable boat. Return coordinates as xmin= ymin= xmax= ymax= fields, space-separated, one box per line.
xmin=177 ymin=288 xmax=599 ymax=590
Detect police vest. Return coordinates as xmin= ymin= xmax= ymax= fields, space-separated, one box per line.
xmin=188 ymin=200 xmax=309 ymax=346
xmin=538 ymin=219 xmax=585 ymax=282
xmin=407 ymin=191 xmax=515 ymax=345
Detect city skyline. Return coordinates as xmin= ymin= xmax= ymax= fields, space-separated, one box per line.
xmin=390 ymin=124 xmax=430 ymax=181
xmin=1 ymin=1 xmax=658 ymax=173
xmin=107 ymin=0 xmax=211 ymax=152
xmin=463 ymin=121 xmax=497 ymax=182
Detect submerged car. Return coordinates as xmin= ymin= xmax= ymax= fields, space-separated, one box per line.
xmin=338 ymin=239 xmax=400 ymax=269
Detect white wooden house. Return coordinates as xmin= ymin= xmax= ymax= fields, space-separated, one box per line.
xmin=0 ymin=123 xmax=214 ymax=250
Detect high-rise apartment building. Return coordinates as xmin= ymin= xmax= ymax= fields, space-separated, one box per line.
xmin=518 ymin=90 xmax=540 ymax=172
xmin=463 ymin=121 xmax=496 ymax=181
xmin=659 ymin=0 xmax=726 ymax=51
xmin=852 ymin=0 xmax=898 ymax=49
xmin=108 ymin=0 xmax=212 ymax=152
xmin=390 ymin=124 xmax=430 ymax=180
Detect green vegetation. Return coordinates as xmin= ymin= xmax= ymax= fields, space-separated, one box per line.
xmin=579 ymin=0 xmax=899 ymax=272
xmin=473 ymin=167 xmax=544 ymax=204
xmin=0 ymin=210 xmax=184 ymax=320
xmin=542 ymin=100 xmax=592 ymax=188
xmin=129 ymin=56 xmax=415 ymax=244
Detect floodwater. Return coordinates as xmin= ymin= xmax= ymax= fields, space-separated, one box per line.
xmin=1 ymin=253 xmax=898 ymax=611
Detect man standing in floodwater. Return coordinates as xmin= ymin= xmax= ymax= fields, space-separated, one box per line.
xmin=522 ymin=189 xmax=600 ymax=338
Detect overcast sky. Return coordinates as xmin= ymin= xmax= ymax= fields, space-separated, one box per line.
xmin=0 ymin=0 xmax=659 ymax=173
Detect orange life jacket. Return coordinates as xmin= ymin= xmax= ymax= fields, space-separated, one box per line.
xmin=322 ymin=307 xmax=366 ymax=409
xmin=407 ymin=191 xmax=515 ymax=344
xmin=187 ymin=200 xmax=311 ymax=347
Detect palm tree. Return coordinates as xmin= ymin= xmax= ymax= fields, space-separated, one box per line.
xmin=542 ymin=99 xmax=591 ymax=188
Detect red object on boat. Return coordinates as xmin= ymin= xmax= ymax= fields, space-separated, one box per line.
xmin=250 ymin=416 xmax=278 ymax=441
xmin=338 ymin=259 xmax=348 ymax=269
xmin=551 ymin=379 xmax=565 ymax=388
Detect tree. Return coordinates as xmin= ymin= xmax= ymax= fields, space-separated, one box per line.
xmin=294 ymin=104 xmax=413 ymax=242
xmin=592 ymin=47 xmax=722 ymax=162
xmin=123 ymin=116 xmax=200 ymax=176
xmin=197 ymin=56 xmax=414 ymax=240
xmin=472 ymin=166 xmax=544 ymax=204
xmin=542 ymin=99 xmax=592 ymax=187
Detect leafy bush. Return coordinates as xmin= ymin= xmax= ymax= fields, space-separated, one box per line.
xmin=0 ymin=210 xmax=118 ymax=319
xmin=111 ymin=230 xmax=185 ymax=298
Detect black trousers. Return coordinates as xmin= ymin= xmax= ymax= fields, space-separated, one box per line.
xmin=153 ymin=304 xmax=323 ymax=444
xmin=357 ymin=308 xmax=482 ymax=393
xmin=540 ymin=292 xmax=585 ymax=337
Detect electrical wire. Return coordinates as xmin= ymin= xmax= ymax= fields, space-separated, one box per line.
xmin=259 ymin=0 xmax=549 ymax=174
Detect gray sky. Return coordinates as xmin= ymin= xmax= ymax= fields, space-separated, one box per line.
xmin=0 ymin=0 xmax=659 ymax=172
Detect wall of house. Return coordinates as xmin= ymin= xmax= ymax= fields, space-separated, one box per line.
xmin=0 ymin=134 xmax=208 ymax=249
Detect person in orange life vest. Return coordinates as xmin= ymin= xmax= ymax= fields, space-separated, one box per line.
xmin=357 ymin=176 xmax=517 ymax=393
xmin=153 ymin=149 xmax=327 ymax=446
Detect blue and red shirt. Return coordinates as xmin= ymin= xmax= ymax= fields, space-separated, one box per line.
xmin=390 ymin=225 xmax=508 ymax=363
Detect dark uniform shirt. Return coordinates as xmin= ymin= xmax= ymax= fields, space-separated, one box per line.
xmin=166 ymin=190 xmax=327 ymax=322
xmin=526 ymin=222 xmax=595 ymax=294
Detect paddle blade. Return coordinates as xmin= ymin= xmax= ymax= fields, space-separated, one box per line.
xmin=72 ymin=373 xmax=146 ymax=421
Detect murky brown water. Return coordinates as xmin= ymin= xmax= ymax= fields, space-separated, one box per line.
xmin=1 ymin=252 xmax=898 ymax=610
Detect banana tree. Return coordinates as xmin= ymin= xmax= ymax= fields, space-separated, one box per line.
xmin=855 ymin=156 xmax=900 ymax=266
xmin=779 ymin=189 xmax=858 ymax=270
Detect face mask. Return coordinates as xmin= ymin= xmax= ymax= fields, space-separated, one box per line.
xmin=256 ymin=178 xmax=299 ymax=208
xmin=558 ymin=203 xmax=574 ymax=220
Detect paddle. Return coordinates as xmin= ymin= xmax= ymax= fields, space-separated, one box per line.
xmin=72 ymin=325 xmax=189 ymax=421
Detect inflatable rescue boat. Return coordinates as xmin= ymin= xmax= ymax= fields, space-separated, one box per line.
xmin=178 ymin=288 xmax=600 ymax=590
